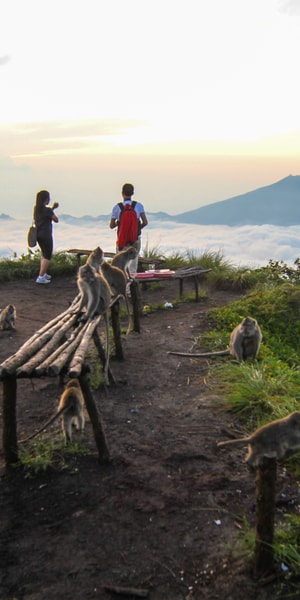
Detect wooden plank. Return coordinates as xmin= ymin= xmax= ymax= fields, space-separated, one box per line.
xmin=68 ymin=316 xmax=101 ymax=378
xmin=16 ymin=313 xmax=80 ymax=377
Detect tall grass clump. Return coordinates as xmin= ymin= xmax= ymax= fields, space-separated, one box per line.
xmin=141 ymin=242 xmax=165 ymax=262
xmin=205 ymin=281 xmax=300 ymax=362
xmin=193 ymin=267 xmax=300 ymax=426
xmin=255 ymin=258 xmax=300 ymax=285
xmin=0 ymin=250 xmax=78 ymax=282
xmin=234 ymin=513 xmax=300 ymax=576
xmin=142 ymin=246 xmax=261 ymax=291
xmin=210 ymin=358 xmax=300 ymax=427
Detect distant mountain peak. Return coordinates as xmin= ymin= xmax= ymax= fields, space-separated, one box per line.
xmin=0 ymin=213 xmax=14 ymax=221
xmin=173 ymin=175 xmax=300 ymax=227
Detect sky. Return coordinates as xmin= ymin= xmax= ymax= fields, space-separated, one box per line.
xmin=1 ymin=0 xmax=300 ymax=218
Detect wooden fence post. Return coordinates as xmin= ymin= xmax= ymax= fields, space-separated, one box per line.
xmin=92 ymin=330 xmax=116 ymax=383
xmin=110 ymin=300 xmax=124 ymax=360
xmin=79 ymin=373 xmax=110 ymax=464
xmin=2 ymin=377 xmax=18 ymax=466
xmin=130 ymin=280 xmax=141 ymax=333
xmin=253 ymin=457 xmax=277 ymax=577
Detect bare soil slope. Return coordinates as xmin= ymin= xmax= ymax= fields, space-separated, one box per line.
xmin=0 ymin=274 xmax=298 ymax=599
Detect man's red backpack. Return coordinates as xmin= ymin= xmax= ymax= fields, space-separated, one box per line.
xmin=117 ymin=201 xmax=139 ymax=249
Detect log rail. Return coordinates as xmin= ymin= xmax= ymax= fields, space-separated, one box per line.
xmin=0 ymin=295 xmax=122 ymax=467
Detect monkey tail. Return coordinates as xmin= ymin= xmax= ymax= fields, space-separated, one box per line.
xmin=19 ymin=404 xmax=69 ymax=443
xmin=110 ymin=293 xmax=124 ymax=307
xmin=167 ymin=350 xmax=230 ymax=358
xmin=217 ymin=437 xmax=251 ymax=447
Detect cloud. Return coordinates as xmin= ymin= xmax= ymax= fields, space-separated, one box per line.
xmin=0 ymin=55 xmax=10 ymax=66
xmin=1 ymin=217 xmax=300 ymax=269
xmin=0 ymin=118 xmax=146 ymax=158
xmin=279 ymin=0 xmax=300 ymax=14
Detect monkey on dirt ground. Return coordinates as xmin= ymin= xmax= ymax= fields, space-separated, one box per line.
xmin=217 ymin=411 xmax=300 ymax=468
xmin=20 ymin=379 xmax=85 ymax=444
xmin=0 ymin=304 xmax=16 ymax=330
xmin=168 ymin=317 xmax=262 ymax=362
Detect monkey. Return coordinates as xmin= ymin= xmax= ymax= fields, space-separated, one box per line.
xmin=86 ymin=246 xmax=104 ymax=272
xmin=77 ymin=263 xmax=112 ymax=319
xmin=168 ymin=317 xmax=262 ymax=362
xmin=76 ymin=263 xmax=112 ymax=382
xmin=71 ymin=248 xmax=106 ymax=308
xmin=111 ymin=246 xmax=138 ymax=279
xmin=217 ymin=411 xmax=300 ymax=468
xmin=20 ymin=379 xmax=85 ymax=444
xmin=229 ymin=317 xmax=262 ymax=360
xmin=100 ymin=260 xmax=133 ymax=334
xmin=0 ymin=304 xmax=16 ymax=330
xmin=100 ymin=260 xmax=127 ymax=297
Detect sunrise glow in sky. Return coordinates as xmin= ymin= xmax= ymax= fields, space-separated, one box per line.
xmin=1 ymin=0 xmax=300 ymax=217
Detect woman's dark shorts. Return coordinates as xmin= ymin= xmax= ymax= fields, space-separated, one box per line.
xmin=37 ymin=236 xmax=53 ymax=261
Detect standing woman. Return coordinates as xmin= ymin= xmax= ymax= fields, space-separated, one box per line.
xmin=34 ymin=190 xmax=59 ymax=284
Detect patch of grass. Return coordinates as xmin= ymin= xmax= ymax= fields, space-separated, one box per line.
xmin=274 ymin=513 xmax=300 ymax=576
xmin=16 ymin=438 xmax=89 ymax=477
xmin=16 ymin=439 xmax=66 ymax=477
xmin=141 ymin=242 xmax=165 ymax=262
xmin=234 ymin=514 xmax=300 ymax=577
xmin=0 ymin=250 xmax=78 ymax=281
xmin=206 ymin=282 xmax=300 ymax=361
xmin=209 ymin=358 xmax=300 ymax=427
xmin=162 ymin=251 xmax=187 ymax=270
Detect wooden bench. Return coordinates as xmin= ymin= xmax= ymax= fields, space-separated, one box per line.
xmin=135 ymin=266 xmax=211 ymax=301
xmin=129 ymin=266 xmax=211 ymax=333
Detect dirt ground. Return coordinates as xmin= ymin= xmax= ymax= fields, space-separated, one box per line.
xmin=0 ymin=273 xmax=299 ymax=600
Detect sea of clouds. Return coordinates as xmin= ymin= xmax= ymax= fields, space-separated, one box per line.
xmin=1 ymin=216 xmax=300 ymax=269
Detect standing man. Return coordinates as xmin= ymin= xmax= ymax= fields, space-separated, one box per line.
xmin=109 ymin=183 xmax=148 ymax=274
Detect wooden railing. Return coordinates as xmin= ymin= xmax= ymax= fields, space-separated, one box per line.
xmin=0 ymin=295 xmax=124 ymax=467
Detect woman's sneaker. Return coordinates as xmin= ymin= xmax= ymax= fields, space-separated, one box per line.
xmin=45 ymin=273 xmax=51 ymax=280
xmin=36 ymin=275 xmax=51 ymax=284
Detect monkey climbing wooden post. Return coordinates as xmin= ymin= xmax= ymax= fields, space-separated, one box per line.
xmin=2 ymin=376 xmax=18 ymax=466
xmin=253 ymin=457 xmax=277 ymax=577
